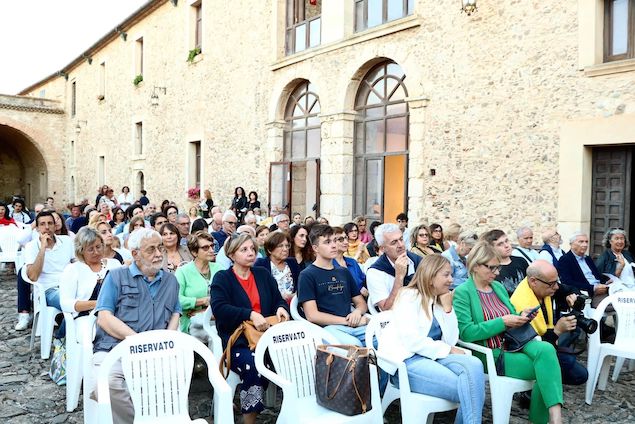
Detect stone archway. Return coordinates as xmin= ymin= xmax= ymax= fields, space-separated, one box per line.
xmin=0 ymin=124 xmax=48 ymax=207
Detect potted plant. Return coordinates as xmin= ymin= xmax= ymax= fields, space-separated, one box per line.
xmin=187 ymin=47 xmax=201 ymax=63
xmin=133 ymin=74 xmax=143 ymax=86
xmin=187 ymin=186 xmax=200 ymax=201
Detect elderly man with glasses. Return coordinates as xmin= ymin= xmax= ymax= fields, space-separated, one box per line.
xmin=175 ymin=213 xmax=191 ymax=246
xmin=211 ymin=210 xmax=237 ymax=252
xmin=91 ymin=228 xmax=181 ymax=422
xmin=511 ymin=260 xmax=588 ymax=386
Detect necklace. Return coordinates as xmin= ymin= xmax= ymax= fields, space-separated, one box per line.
xmin=196 ymin=262 xmax=211 ymax=280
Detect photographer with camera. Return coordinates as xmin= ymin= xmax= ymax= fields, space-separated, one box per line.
xmin=511 ymin=260 xmax=589 ymax=385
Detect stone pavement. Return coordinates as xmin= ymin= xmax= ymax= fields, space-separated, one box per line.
xmin=0 ymin=268 xmax=634 ymax=423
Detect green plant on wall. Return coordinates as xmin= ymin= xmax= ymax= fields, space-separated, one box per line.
xmin=133 ymin=74 xmax=143 ymax=86
xmin=187 ymin=47 xmax=201 ymax=63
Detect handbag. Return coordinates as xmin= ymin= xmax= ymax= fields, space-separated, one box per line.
xmin=314 ymin=345 xmax=374 ymax=416
xmin=49 ymin=338 xmax=67 ymax=386
xmin=495 ymin=322 xmax=538 ymax=375
xmin=219 ymin=315 xmax=285 ymax=378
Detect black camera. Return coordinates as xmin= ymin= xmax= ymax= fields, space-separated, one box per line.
xmin=561 ymin=295 xmax=598 ymax=334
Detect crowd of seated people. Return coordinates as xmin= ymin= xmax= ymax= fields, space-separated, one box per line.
xmin=5 ymin=185 xmax=635 ymax=424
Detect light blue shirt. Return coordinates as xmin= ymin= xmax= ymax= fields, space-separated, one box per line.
xmin=442 ymin=245 xmax=468 ymax=289
xmin=574 ymin=253 xmax=599 ymax=286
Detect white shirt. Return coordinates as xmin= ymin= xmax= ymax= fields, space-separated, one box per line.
xmin=24 ymin=235 xmax=75 ymax=285
xmin=512 ymin=246 xmax=540 ymax=264
xmin=378 ymin=289 xmax=460 ymax=374
xmin=59 ymin=259 xmax=121 ymax=317
xmin=117 ymin=193 xmax=134 ymax=210
xmin=538 ymin=247 xmax=563 ymax=263
xmin=366 ymin=256 xmax=415 ymax=308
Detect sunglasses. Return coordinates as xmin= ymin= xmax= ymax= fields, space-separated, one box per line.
xmin=481 ymin=264 xmax=501 ymax=273
xmin=199 ymin=244 xmax=214 ymax=252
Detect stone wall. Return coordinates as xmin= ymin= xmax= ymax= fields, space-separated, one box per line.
xmin=12 ymin=0 xmax=635 ymax=240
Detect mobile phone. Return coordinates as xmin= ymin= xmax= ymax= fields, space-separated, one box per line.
xmin=528 ymin=305 xmax=541 ymax=316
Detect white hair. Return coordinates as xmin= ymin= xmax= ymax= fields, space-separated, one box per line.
xmin=375 ymin=223 xmax=401 ymax=247
xmin=516 ymin=226 xmax=533 ymax=238
xmin=274 ymin=214 xmax=289 ymax=225
xmin=222 ymin=210 xmax=237 ymax=222
xmin=569 ymin=231 xmax=586 ymax=244
xmin=128 ymin=227 xmax=161 ymax=251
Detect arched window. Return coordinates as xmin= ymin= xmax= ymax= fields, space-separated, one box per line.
xmin=354 ymin=61 xmax=409 ymax=221
xmin=270 ymin=81 xmax=321 ymax=217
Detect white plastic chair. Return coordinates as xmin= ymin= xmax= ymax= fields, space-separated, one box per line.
xmin=0 ymin=225 xmax=20 ymax=269
xmin=290 ymin=294 xmax=369 ymax=331
xmin=63 ymin=312 xmax=96 ymax=412
xmin=457 ymin=340 xmax=534 ymax=424
xmin=255 ymin=320 xmax=383 ymax=423
xmin=96 ymin=329 xmax=233 ymax=424
xmin=202 ymin=309 xmax=242 ymax=397
xmin=22 ymin=266 xmax=60 ymax=359
xmin=366 ymin=295 xmax=379 ymax=315
xmin=366 ymin=312 xmax=458 ymax=424
xmin=585 ymin=291 xmax=635 ymax=405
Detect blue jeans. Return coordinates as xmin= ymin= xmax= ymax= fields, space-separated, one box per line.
xmin=45 ymin=288 xmax=65 ymax=339
xmin=323 ymin=324 xmax=367 ymax=346
xmin=395 ymin=354 xmax=485 ymax=424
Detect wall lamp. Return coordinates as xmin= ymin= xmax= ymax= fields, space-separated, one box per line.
xmin=75 ymin=120 xmax=87 ymax=134
xmin=461 ymin=0 xmax=477 ymax=15
xmin=116 ymin=27 xmax=127 ymax=41
xmin=150 ymin=86 xmax=167 ymax=107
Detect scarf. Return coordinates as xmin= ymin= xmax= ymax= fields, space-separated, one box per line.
xmin=509 ymin=277 xmax=553 ymax=335
xmin=0 ymin=217 xmax=17 ymax=227
xmin=346 ymin=239 xmax=369 ymax=264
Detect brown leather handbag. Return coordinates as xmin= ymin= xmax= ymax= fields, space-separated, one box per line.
xmin=314 ymin=345 xmax=374 ymax=416
xmin=219 ymin=315 xmax=285 ymax=378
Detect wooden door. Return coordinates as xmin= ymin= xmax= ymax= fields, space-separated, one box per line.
xmin=590 ymin=147 xmax=632 ymax=258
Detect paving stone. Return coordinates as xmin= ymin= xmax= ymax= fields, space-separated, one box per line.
xmin=0 ymin=404 xmax=26 ymax=418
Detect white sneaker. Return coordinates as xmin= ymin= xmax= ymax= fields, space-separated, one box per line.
xmin=15 ymin=313 xmax=31 ymax=331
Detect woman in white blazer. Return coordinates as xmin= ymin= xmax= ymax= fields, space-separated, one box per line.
xmin=378 ymin=254 xmax=485 ymax=424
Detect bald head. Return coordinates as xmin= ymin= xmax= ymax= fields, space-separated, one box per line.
xmin=526 ymin=260 xmax=559 ymax=299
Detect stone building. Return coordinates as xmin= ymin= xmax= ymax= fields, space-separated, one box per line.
xmin=2 ymin=0 xmax=635 ymax=255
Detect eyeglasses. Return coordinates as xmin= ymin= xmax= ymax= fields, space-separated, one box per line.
xmin=276 ymin=244 xmax=291 ymax=249
xmin=226 ymin=221 xmax=237 ymax=226
xmin=432 ymin=229 xmax=442 ymax=233
xmin=167 ymin=211 xmax=177 ymax=216
xmin=143 ymin=245 xmax=167 ymax=254
xmin=535 ymin=277 xmax=559 ymax=288
xmin=481 ymin=264 xmax=501 ymax=273
xmin=278 ymin=219 xmax=290 ymax=223
xmin=199 ymin=244 xmax=214 ymax=252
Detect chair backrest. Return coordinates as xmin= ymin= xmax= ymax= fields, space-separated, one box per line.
xmin=593 ymin=291 xmax=635 ymax=348
xmin=255 ymin=320 xmax=327 ymax=400
xmin=366 ymin=295 xmax=380 ymax=315
xmin=97 ymin=330 xmax=230 ymax=421
xmin=290 ymin=294 xmax=304 ymax=321
xmin=365 ymin=310 xmax=393 ymax=348
xmin=0 ymin=225 xmax=20 ymax=261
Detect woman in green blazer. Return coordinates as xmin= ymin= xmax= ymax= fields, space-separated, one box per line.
xmin=453 ymin=241 xmax=563 ymax=424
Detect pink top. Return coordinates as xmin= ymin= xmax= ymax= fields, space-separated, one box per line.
xmin=359 ymin=230 xmax=372 ymax=244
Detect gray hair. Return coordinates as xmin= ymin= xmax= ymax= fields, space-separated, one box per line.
xmin=244 ymin=215 xmax=257 ymax=224
xmin=458 ymin=230 xmax=478 ymax=245
xmin=222 ymin=210 xmax=237 ymax=222
xmin=74 ymin=227 xmax=104 ymax=262
xmin=274 ymin=214 xmax=289 ymax=225
xmin=516 ymin=226 xmax=533 ymax=239
xmin=237 ymin=225 xmax=256 ymax=236
xmin=128 ymin=227 xmax=162 ymax=251
xmin=603 ymin=228 xmax=630 ymax=249
xmin=176 ymin=213 xmax=190 ymax=222
xmin=569 ymin=231 xmax=586 ymax=244
xmin=375 ymin=223 xmax=401 ymax=247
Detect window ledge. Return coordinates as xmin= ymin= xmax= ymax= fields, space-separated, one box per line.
xmin=272 ymin=15 xmax=421 ymax=71
xmin=584 ymin=59 xmax=635 ymax=77
xmin=132 ymin=155 xmax=146 ymax=161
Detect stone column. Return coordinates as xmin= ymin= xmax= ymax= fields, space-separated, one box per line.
xmin=405 ymin=96 xmax=429 ymax=224
xmin=318 ymin=112 xmax=356 ymax=225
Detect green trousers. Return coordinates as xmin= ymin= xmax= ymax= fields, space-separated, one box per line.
xmin=493 ymin=340 xmax=563 ymax=424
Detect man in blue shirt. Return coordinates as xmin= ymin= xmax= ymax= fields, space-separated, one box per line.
xmin=297 ymin=224 xmax=369 ymax=346
xmin=91 ymin=228 xmax=181 ymax=423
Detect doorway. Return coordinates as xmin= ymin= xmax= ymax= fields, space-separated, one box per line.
xmin=590 ymin=146 xmax=635 ymax=258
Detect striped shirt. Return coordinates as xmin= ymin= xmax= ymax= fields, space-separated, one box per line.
xmin=478 ymin=290 xmax=510 ymax=349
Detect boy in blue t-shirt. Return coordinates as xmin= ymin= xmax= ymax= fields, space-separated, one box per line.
xmin=297 ymin=224 xmax=369 ymax=346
